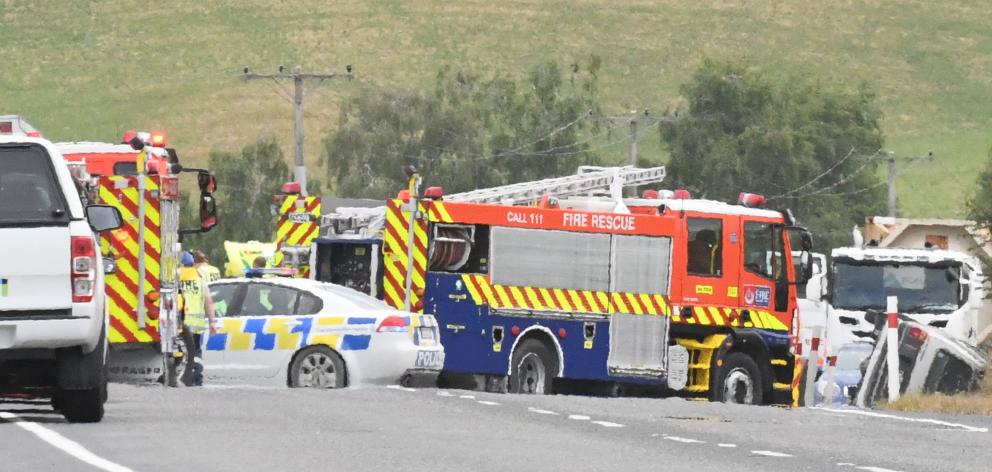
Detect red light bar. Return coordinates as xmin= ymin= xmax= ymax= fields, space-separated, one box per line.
xmin=673 ymin=189 xmax=691 ymax=199
xmin=150 ymin=131 xmax=167 ymax=147
xmin=642 ymin=189 xmax=659 ymax=199
xmin=738 ymin=192 xmax=767 ymax=208
xmin=122 ymin=130 xmax=137 ymax=144
xmin=424 ymin=186 xmax=444 ymax=199
xmin=281 ymin=182 xmax=302 ymax=194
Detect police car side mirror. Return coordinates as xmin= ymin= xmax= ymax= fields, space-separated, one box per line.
xmin=86 ymin=204 xmax=123 ymax=232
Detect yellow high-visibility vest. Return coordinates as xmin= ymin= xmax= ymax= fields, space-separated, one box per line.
xmin=198 ymin=264 xmax=221 ymax=283
xmin=179 ymin=267 xmax=208 ymax=333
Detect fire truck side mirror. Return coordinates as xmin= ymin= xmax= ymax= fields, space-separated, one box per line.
xmin=197 ymin=171 xmax=217 ymax=194
xmin=199 ymin=194 xmax=218 ymax=231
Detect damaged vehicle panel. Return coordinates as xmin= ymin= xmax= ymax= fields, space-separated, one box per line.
xmin=854 ymin=313 xmax=986 ymax=408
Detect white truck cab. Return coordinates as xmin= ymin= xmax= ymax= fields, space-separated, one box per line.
xmin=0 ymin=134 xmax=122 ymax=422
xmin=804 ymin=246 xmax=987 ymax=355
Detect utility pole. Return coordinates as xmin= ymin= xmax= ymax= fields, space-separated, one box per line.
xmin=870 ymin=151 xmax=935 ymax=217
xmin=242 ymin=64 xmax=353 ymax=195
xmin=602 ymin=110 xmax=651 ymax=167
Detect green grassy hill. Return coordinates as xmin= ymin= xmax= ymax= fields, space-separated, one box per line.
xmin=2 ymin=0 xmax=990 ymax=219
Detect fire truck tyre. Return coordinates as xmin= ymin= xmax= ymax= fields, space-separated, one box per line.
xmin=508 ymin=339 xmax=558 ymax=395
xmin=289 ymin=346 xmax=346 ymax=388
xmin=714 ymin=353 xmax=763 ymax=405
xmin=56 ymin=387 xmax=104 ymax=423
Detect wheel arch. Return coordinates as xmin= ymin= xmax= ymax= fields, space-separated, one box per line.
xmin=506 ymin=325 xmax=564 ymax=377
xmin=286 ymin=343 xmax=350 ymax=387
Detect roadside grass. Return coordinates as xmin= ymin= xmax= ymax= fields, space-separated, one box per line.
xmin=882 ymin=358 xmax=992 ymax=416
xmin=1 ymin=0 xmax=991 ymax=214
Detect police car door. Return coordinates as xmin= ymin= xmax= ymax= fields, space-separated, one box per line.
xmin=204 ymin=282 xmax=244 ymax=377
xmin=222 ymin=282 xmax=302 ymax=379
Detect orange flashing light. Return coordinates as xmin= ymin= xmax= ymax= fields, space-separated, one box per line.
xmin=150 ymin=131 xmax=167 ymax=147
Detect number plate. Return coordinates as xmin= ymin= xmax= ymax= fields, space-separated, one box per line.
xmin=415 ymin=350 xmax=445 ymax=369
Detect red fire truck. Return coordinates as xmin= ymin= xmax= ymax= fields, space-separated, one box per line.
xmin=58 ymin=131 xmax=217 ymax=386
xmin=314 ymin=166 xmax=813 ymax=403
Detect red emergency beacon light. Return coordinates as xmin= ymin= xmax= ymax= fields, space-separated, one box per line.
xmin=673 ymin=189 xmax=692 ymax=199
xmin=738 ymin=192 xmax=767 ymax=208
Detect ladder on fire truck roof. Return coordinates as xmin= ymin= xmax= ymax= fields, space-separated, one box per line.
xmin=445 ymin=165 xmax=667 ymax=204
xmin=320 ymin=166 xmax=666 ymax=236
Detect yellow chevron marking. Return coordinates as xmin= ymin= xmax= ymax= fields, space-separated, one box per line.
xmin=694 ymin=306 xmax=711 ymax=325
xmin=627 ymin=294 xmax=645 ymax=315
xmin=461 ymin=275 xmax=484 ymax=305
xmin=638 ymin=294 xmax=656 ymax=315
xmin=494 ymin=285 xmax=514 ymax=308
xmin=708 ymin=306 xmax=725 ymax=325
xmin=553 ymin=289 xmax=574 ymax=312
xmin=566 ymin=290 xmax=587 ymax=312
xmin=523 ymin=287 xmax=544 ymax=310
xmin=750 ymin=310 xmax=766 ymax=329
xmin=596 ymin=292 xmax=610 ymax=312
xmin=509 ymin=286 xmax=528 ymax=308
xmin=538 ymin=288 xmax=556 ymax=310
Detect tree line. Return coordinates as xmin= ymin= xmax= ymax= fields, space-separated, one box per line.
xmin=189 ymin=57 xmax=990 ymax=265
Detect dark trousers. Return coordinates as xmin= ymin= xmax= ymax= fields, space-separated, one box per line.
xmin=181 ymin=327 xmax=205 ymax=386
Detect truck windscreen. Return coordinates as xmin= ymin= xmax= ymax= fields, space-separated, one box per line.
xmin=831 ymin=259 xmax=961 ymax=313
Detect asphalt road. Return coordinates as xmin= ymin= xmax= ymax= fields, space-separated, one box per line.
xmin=2 ymin=383 xmax=990 ymax=472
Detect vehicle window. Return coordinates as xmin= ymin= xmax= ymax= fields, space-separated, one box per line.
xmin=296 ymin=292 xmax=324 ymax=315
xmin=744 ymin=222 xmax=773 ymax=279
xmin=317 ymin=283 xmax=391 ymax=311
xmin=925 ymin=349 xmax=977 ymax=395
xmin=836 ymin=346 xmax=872 ymax=370
xmin=209 ymin=283 xmax=240 ymax=318
xmin=687 ymin=218 xmax=722 ymax=276
xmin=113 ymin=161 xmax=137 ymax=176
xmin=242 ymin=284 xmax=299 ymax=317
xmin=0 ymin=144 xmax=69 ymax=225
xmin=831 ymin=260 xmax=961 ymax=313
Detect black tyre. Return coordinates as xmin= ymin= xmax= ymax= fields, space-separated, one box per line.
xmin=712 ymin=352 xmax=763 ymax=405
xmin=289 ymin=346 xmax=346 ymax=388
xmin=508 ymin=338 xmax=558 ymax=395
xmin=57 ymin=387 xmax=104 ymax=423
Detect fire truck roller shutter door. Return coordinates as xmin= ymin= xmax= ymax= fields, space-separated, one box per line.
xmin=489 ymin=227 xmax=611 ymax=293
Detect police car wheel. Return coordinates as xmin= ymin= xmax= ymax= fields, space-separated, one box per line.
xmin=290 ymin=346 xmax=346 ymax=389
xmin=508 ymin=339 xmax=558 ymax=395
xmin=715 ymin=353 xmax=763 ymax=405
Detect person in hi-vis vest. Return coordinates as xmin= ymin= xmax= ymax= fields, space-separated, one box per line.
xmin=193 ymin=250 xmax=221 ymax=283
xmin=179 ymin=251 xmax=216 ymax=386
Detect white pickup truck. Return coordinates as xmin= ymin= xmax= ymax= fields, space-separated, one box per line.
xmin=0 ymin=135 xmax=122 ymax=422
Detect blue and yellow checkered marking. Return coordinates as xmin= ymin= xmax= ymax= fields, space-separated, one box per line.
xmin=205 ymin=315 xmax=414 ymax=352
xmin=0 ymin=278 xmax=8 ymax=298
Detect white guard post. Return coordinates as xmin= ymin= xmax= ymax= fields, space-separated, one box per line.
xmin=823 ymin=355 xmax=838 ymax=405
xmin=803 ymin=329 xmax=821 ymax=407
xmin=886 ymin=296 xmax=900 ymax=402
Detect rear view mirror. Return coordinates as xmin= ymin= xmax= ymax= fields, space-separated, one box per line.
xmin=199 ymin=194 xmax=217 ymax=231
xmin=86 ymin=205 xmax=123 ymax=232
xmin=198 ymin=171 xmax=217 ymax=194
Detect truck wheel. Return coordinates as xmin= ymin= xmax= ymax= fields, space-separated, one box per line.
xmin=508 ymin=339 xmax=558 ymax=395
xmin=289 ymin=346 xmax=346 ymax=388
xmin=713 ymin=353 xmax=763 ymax=405
xmin=57 ymin=387 xmax=104 ymax=423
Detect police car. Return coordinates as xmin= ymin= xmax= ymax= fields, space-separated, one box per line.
xmin=201 ymin=272 xmax=444 ymax=388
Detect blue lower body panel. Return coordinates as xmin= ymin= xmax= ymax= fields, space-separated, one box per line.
xmin=426 ymin=272 xmax=664 ymax=385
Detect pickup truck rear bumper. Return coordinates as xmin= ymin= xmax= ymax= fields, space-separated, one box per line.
xmin=0 ymin=305 xmax=103 ymax=354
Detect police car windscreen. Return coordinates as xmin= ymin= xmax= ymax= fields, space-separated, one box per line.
xmin=0 ymin=144 xmax=69 ymax=226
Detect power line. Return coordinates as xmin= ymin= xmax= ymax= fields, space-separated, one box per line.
xmin=242 ymin=64 xmax=354 ymax=195
xmin=768 ymin=148 xmax=867 ymax=200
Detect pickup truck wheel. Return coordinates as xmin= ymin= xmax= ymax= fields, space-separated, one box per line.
xmin=713 ymin=352 xmax=763 ymax=405
xmin=57 ymin=387 xmax=104 ymax=423
xmin=508 ymin=339 xmax=558 ymax=395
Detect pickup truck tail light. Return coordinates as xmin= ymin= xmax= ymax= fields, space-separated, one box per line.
xmin=71 ymin=236 xmax=96 ymax=303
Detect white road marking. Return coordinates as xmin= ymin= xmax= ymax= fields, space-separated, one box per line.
xmin=459 ymin=395 xmax=476 ymax=399
xmin=717 ymin=443 xmax=737 ymax=448
xmin=528 ymin=407 xmax=559 ymax=415
xmin=856 ymin=467 xmax=903 ymax=472
xmin=477 ymin=400 xmax=500 ymax=406
xmin=0 ymin=412 xmax=134 ymax=472
xmin=813 ymin=406 xmax=988 ymax=433
xmin=662 ymin=435 xmax=705 ymax=444
xmin=436 ymin=391 xmax=454 ymax=397
xmin=751 ymin=450 xmax=793 ymax=458
xmin=567 ymin=414 xmax=590 ymax=420
xmin=386 ymin=385 xmax=417 ymax=392
xmin=590 ymin=421 xmax=624 ymax=428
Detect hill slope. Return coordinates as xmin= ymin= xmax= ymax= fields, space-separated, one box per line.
xmin=1 ymin=0 xmax=990 ymax=218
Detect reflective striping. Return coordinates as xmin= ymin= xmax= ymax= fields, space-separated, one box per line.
xmin=382 ymin=199 xmax=428 ymax=312
xmin=274 ymin=195 xmax=320 ymax=275
xmin=98 ymin=176 xmax=162 ymax=344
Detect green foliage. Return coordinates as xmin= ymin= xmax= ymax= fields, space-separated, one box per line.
xmin=323 ymin=59 xmax=604 ymax=197
xmin=182 ymin=139 xmax=290 ymax=263
xmin=661 ymin=59 xmax=887 ymax=250
xmin=966 ymin=147 xmax=992 ymax=276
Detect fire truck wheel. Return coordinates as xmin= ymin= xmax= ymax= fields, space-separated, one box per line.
xmin=289 ymin=346 xmax=346 ymax=388
xmin=508 ymin=338 xmax=558 ymax=395
xmin=714 ymin=353 xmax=763 ymax=405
